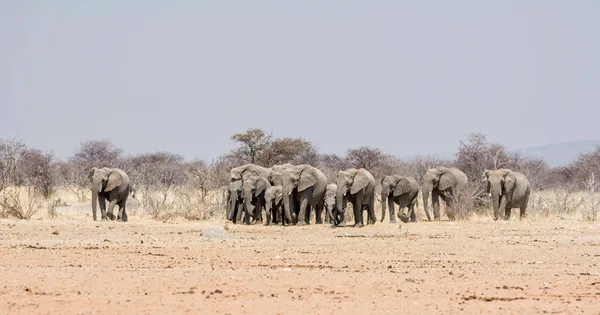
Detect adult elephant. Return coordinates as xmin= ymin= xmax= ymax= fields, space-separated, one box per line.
xmin=483 ymin=169 xmax=530 ymax=220
xmin=89 ymin=167 xmax=130 ymax=222
xmin=226 ymin=180 xmax=244 ymax=223
xmin=336 ymin=168 xmax=376 ymax=227
xmin=281 ymin=164 xmax=327 ymax=226
xmin=242 ymin=175 xmax=270 ymax=224
xmin=421 ymin=166 xmax=468 ymax=221
xmin=264 ymin=185 xmax=283 ymax=225
xmin=380 ymin=175 xmax=419 ymax=223
xmin=230 ymin=164 xmax=272 ymax=182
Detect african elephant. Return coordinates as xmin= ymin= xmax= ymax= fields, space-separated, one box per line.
xmin=422 ymin=166 xmax=468 ymax=221
xmin=324 ymin=184 xmax=340 ymax=226
xmin=281 ymin=164 xmax=327 ymax=225
xmin=264 ymin=185 xmax=283 ymax=225
xmin=336 ymin=168 xmax=376 ymax=227
xmin=242 ymin=175 xmax=270 ymax=224
xmin=483 ymin=169 xmax=531 ymax=220
xmin=89 ymin=167 xmax=130 ymax=222
xmin=226 ymin=180 xmax=244 ymax=223
xmin=230 ymin=164 xmax=272 ymax=182
xmin=380 ymin=175 xmax=419 ymax=223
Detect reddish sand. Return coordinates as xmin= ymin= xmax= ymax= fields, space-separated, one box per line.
xmin=0 ymin=219 xmax=599 ymax=314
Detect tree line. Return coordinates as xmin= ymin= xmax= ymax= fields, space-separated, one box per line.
xmin=1 ymin=128 xmax=599 ymax=204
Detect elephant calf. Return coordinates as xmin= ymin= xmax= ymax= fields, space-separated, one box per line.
xmin=483 ymin=169 xmax=531 ymax=220
xmin=264 ymin=185 xmax=284 ymax=225
xmin=324 ymin=184 xmax=341 ymax=226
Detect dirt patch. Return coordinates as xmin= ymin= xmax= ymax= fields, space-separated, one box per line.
xmin=0 ymin=219 xmax=599 ymax=314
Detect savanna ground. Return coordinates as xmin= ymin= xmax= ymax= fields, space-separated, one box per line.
xmin=1 ymin=189 xmax=599 ymax=314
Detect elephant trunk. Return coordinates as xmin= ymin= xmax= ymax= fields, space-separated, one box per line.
xmin=243 ymin=190 xmax=255 ymax=224
xmin=491 ymin=186 xmax=502 ymax=220
xmin=380 ymin=191 xmax=388 ymax=222
xmin=227 ymin=192 xmax=238 ymax=221
xmin=91 ymin=190 xmax=98 ymax=221
xmin=336 ymin=187 xmax=346 ymax=220
xmin=421 ymin=186 xmax=432 ymax=221
xmin=282 ymin=195 xmax=293 ymax=225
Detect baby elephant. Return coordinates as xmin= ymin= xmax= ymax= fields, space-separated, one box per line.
xmin=483 ymin=169 xmax=531 ymax=220
xmin=325 ymin=184 xmax=343 ymax=226
xmin=264 ymin=185 xmax=284 ymax=225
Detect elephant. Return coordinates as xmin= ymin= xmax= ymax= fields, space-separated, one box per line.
xmin=483 ymin=169 xmax=531 ymax=220
xmin=380 ymin=175 xmax=419 ymax=223
xmin=324 ymin=183 xmax=340 ymax=226
xmin=230 ymin=164 xmax=272 ymax=182
xmin=264 ymin=185 xmax=283 ymax=225
xmin=336 ymin=168 xmax=376 ymax=227
xmin=281 ymin=164 xmax=327 ymax=226
xmin=89 ymin=167 xmax=130 ymax=222
xmin=421 ymin=166 xmax=468 ymax=221
xmin=242 ymin=175 xmax=270 ymax=224
xmin=226 ymin=180 xmax=244 ymax=223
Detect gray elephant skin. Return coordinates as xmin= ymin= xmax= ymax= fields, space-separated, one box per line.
xmin=226 ymin=180 xmax=244 ymax=223
xmin=264 ymin=185 xmax=283 ymax=225
xmin=89 ymin=167 xmax=130 ymax=222
xmin=421 ymin=166 xmax=468 ymax=221
xmin=325 ymin=183 xmax=341 ymax=226
xmin=380 ymin=175 xmax=419 ymax=223
xmin=242 ymin=175 xmax=271 ymax=224
xmin=281 ymin=164 xmax=327 ymax=225
xmin=336 ymin=168 xmax=376 ymax=227
xmin=230 ymin=164 xmax=271 ymax=181
xmin=483 ymin=169 xmax=531 ymax=220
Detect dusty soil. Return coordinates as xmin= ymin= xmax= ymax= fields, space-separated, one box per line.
xmin=0 ymin=218 xmax=599 ymax=314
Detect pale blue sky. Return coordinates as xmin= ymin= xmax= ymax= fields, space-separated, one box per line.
xmin=1 ymin=1 xmax=599 ymax=161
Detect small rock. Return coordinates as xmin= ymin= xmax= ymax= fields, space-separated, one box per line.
xmin=52 ymin=230 xmax=59 ymax=235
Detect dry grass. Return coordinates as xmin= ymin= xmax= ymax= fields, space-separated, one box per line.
xmin=1 ymin=186 xmax=598 ymax=222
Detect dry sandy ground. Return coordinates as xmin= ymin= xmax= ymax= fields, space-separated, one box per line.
xmin=0 ymin=218 xmax=599 ymax=314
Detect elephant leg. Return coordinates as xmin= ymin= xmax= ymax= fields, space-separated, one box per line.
xmin=409 ymin=201 xmax=417 ymax=222
xmin=106 ymin=199 xmax=118 ymax=221
xmin=388 ymin=197 xmax=396 ymax=224
xmin=234 ymin=201 xmax=243 ymax=224
xmin=315 ymin=201 xmax=324 ymax=224
xmin=432 ymin=191 xmax=441 ymax=220
xmin=444 ymin=195 xmax=456 ymax=220
xmin=117 ymin=201 xmax=127 ymax=222
xmin=353 ymin=194 xmax=364 ymax=227
xmin=368 ymin=194 xmax=377 ymax=224
xmin=264 ymin=205 xmax=271 ymax=226
xmin=504 ymin=205 xmax=511 ymax=220
xmin=296 ymin=196 xmax=309 ymax=226
xmin=98 ymin=195 xmax=108 ymax=221
xmin=398 ymin=202 xmax=410 ymax=223
xmin=520 ymin=195 xmax=529 ymax=220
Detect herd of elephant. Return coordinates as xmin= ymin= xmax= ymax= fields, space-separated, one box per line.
xmin=226 ymin=163 xmax=532 ymax=227
xmin=83 ymin=164 xmax=530 ymax=224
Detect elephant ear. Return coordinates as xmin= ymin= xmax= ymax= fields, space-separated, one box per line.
xmin=255 ymin=178 xmax=269 ymax=195
xmin=503 ymin=172 xmax=517 ymax=193
xmin=393 ymin=177 xmax=412 ymax=197
xmin=298 ymin=167 xmax=319 ymax=192
xmin=351 ymin=170 xmax=370 ymax=195
xmin=482 ymin=170 xmax=491 ymax=182
xmin=438 ymin=171 xmax=457 ymax=191
xmin=105 ymin=170 xmax=124 ymax=192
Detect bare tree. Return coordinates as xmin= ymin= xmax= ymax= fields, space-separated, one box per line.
xmin=228 ymin=128 xmax=318 ymax=167
xmin=70 ymin=139 xmax=123 ymax=169
xmin=0 ymin=137 xmax=27 ymax=192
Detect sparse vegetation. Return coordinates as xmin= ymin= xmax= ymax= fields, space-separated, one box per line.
xmin=1 ymin=129 xmax=599 ymax=221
